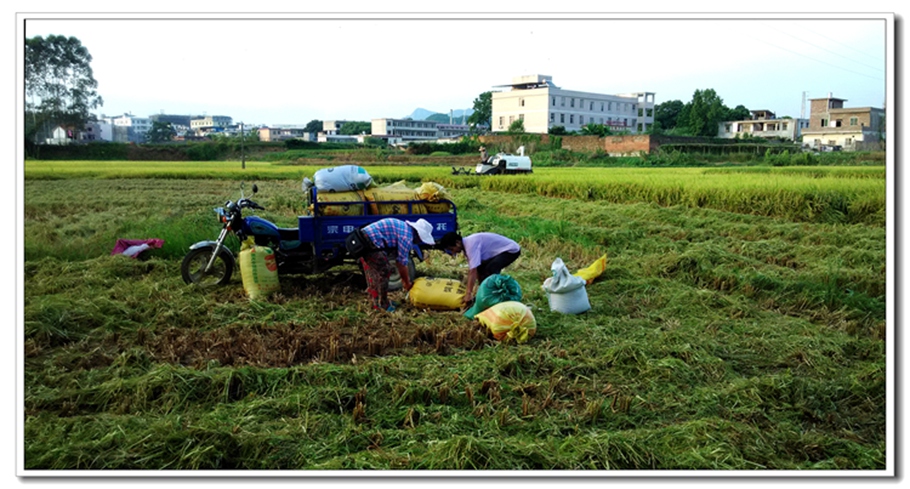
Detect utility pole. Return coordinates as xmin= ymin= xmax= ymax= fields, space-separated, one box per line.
xmin=800 ymin=91 xmax=807 ymax=120
xmin=240 ymin=121 xmax=245 ymax=169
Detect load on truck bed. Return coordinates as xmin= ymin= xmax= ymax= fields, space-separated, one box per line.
xmin=298 ymin=184 xmax=458 ymax=272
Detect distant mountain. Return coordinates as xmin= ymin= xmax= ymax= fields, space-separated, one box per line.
xmin=404 ymin=107 xmax=474 ymax=122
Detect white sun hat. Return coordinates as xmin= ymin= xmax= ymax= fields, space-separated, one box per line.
xmin=406 ymin=218 xmax=435 ymax=245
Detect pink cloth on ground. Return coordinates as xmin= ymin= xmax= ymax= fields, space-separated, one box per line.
xmin=111 ymin=238 xmax=165 ymax=257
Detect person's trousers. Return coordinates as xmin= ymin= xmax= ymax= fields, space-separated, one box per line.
xmin=477 ymin=250 xmax=520 ymax=284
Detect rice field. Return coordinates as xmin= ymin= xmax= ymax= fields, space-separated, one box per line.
xmin=20 ymin=159 xmax=890 ymax=473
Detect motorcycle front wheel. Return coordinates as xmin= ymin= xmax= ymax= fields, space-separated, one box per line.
xmin=181 ymin=247 xmax=235 ymax=286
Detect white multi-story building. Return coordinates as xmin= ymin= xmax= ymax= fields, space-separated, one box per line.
xmin=371 ymin=118 xmax=440 ymax=141
xmin=110 ymin=113 xmax=152 ymax=142
xmin=717 ymin=110 xmax=808 ymax=142
xmin=190 ymin=115 xmax=233 ymax=135
xmin=436 ymin=123 xmax=471 ymax=139
xmin=490 ymin=75 xmax=655 ymax=134
xmin=259 ymin=125 xmax=315 ymax=142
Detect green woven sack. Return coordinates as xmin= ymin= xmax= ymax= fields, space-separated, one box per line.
xmin=464 ymin=274 xmax=523 ymax=319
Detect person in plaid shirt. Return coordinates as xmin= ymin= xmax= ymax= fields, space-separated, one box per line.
xmin=360 ymin=218 xmax=435 ymax=311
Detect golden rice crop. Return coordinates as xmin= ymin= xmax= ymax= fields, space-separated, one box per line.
xmin=24 ymin=161 xmax=885 ymax=225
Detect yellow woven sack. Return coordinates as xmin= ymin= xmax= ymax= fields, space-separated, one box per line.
xmin=364 ymin=184 xmax=427 ymax=215
xmin=416 ymin=181 xmax=453 ymax=213
xmin=408 ymin=277 xmax=466 ymax=310
xmin=574 ymin=254 xmax=607 ymax=285
xmin=475 ymin=301 xmax=537 ymax=344
xmin=315 ymin=190 xmax=366 ymax=216
xmin=239 ymin=238 xmax=279 ymax=300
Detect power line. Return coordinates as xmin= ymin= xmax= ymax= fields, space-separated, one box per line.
xmin=759 ymin=39 xmax=884 ymax=82
xmin=768 ymin=24 xmax=884 ymax=73
xmin=800 ymin=25 xmax=886 ymax=63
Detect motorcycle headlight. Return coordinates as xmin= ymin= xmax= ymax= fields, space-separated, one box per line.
xmin=214 ymin=207 xmax=228 ymax=223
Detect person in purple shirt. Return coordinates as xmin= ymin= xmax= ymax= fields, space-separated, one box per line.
xmin=438 ymin=231 xmax=521 ymax=307
xmin=360 ymin=218 xmax=436 ymax=312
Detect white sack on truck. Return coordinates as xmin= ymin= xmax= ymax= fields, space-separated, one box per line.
xmin=313 ymin=165 xmax=374 ymax=192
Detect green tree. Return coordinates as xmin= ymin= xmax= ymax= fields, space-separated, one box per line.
xmin=339 ymin=121 xmax=371 ymax=135
xmin=548 ymin=125 xmax=568 ymax=135
xmin=654 ymin=100 xmax=684 ymax=131
xmin=467 ymin=91 xmax=492 ymax=128
xmin=580 ymin=123 xmax=612 ymax=137
xmin=304 ymin=119 xmax=323 ymax=133
xmin=685 ymin=89 xmax=726 ymax=137
xmin=25 ymin=35 xmax=103 ymax=149
xmin=146 ymin=121 xmax=177 ymax=143
xmin=507 ymin=119 xmax=525 ymax=134
xmin=724 ymin=104 xmax=751 ymax=121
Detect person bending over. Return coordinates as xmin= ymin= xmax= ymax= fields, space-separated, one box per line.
xmin=438 ymin=231 xmax=521 ymax=307
xmin=360 ymin=218 xmax=435 ymax=311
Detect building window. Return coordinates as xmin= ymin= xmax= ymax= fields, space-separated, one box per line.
xmin=499 ymin=116 xmax=504 ymax=127
xmin=850 ymin=117 xmax=858 ymax=126
xmin=834 ymin=119 xmax=842 ymax=127
xmin=821 ymin=118 xmax=827 ymax=127
xmin=570 ymin=115 xmax=574 ymax=124
xmin=570 ymin=98 xmax=575 ymax=108
xmin=590 ymin=101 xmax=594 ymax=110
xmin=520 ymin=98 xmax=525 ymax=107
xmin=580 ymin=116 xmax=584 ymax=125
xmin=552 ymin=97 xmax=556 ymax=107
xmin=561 ymin=97 xmax=565 ymax=107
xmin=550 ymin=113 xmax=555 ymax=122
xmin=782 ymin=122 xmax=788 ymax=130
xmin=608 ymin=102 xmax=612 ymax=111
xmin=560 ymin=113 xmax=565 ymax=123
xmin=601 ymin=102 xmax=604 ymax=111
xmin=519 ymin=114 xmax=524 ymax=121
xmin=646 ymin=108 xmax=653 ymax=117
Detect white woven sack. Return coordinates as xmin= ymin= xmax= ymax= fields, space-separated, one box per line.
xmin=313 ymin=165 xmax=373 ymax=192
xmin=543 ymin=277 xmax=591 ymax=314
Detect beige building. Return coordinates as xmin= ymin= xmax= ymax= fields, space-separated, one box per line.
xmin=800 ymin=94 xmax=885 ymax=151
xmin=258 ymin=126 xmax=314 ymax=142
xmin=717 ymin=110 xmax=808 ymax=142
xmin=322 ymin=120 xmax=348 ymax=135
xmin=490 ymin=75 xmax=655 ymax=134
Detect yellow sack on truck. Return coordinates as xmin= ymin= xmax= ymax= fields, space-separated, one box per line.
xmin=315 ymin=190 xmax=367 ymax=216
xmin=573 ymin=254 xmax=608 ymax=285
xmin=408 ymin=277 xmax=466 ymax=310
xmin=364 ymin=182 xmax=426 ymax=215
xmin=240 ymin=238 xmax=279 ymax=300
xmin=475 ymin=301 xmax=537 ymax=344
xmin=416 ymin=181 xmax=453 ymax=213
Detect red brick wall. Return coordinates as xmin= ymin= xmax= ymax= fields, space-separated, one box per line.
xmin=479 ymin=134 xmax=655 ymax=155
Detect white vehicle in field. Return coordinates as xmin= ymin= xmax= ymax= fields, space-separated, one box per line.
xmin=453 ymin=146 xmax=533 ymax=175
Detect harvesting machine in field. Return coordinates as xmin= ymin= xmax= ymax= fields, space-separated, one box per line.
xmin=452 ymin=146 xmax=533 ymax=176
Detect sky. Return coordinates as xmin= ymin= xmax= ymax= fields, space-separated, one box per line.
xmin=20 ymin=12 xmax=891 ymax=126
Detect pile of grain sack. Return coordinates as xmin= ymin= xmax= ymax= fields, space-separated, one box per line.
xmin=304 ymin=165 xmax=452 ymax=217
xmin=408 ymin=274 xmax=537 ymax=345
